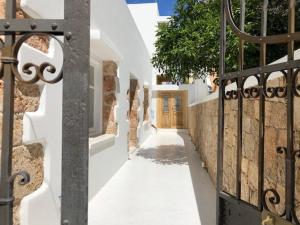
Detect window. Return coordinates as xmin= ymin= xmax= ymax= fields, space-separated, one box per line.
xmin=89 ymin=59 xmax=103 ymax=137
xmin=163 ymin=96 xmax=169 ymax=112
xmin=175 ymin=96 xmax=182 ymax=112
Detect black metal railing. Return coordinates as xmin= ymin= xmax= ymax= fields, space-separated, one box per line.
xmin=217 ymin=0 xmax=300 ymax=224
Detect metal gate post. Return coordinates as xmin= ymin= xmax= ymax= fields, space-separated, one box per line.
xmin=0 ymin=1 xmax=16 ymax=225
xmin=216 ymin=0 xmax=226 ymax=223
xmin=0 ymin=0 xmax=90 ymax=224
xmin=61 ymin=0 xmax=90 ymax=224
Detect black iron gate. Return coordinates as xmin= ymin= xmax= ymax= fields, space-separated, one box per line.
xmin=217 ymin=0 xmax=300 ymax=225
xmin=0 ymin=1 xmax=90 ymax=225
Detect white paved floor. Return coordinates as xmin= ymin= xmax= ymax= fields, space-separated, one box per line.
xmin=89 ymin=130 xmax=215 ymax=225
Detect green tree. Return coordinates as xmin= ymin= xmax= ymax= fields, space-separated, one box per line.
xmin=152 ymin=0 xmax=300 ymax=83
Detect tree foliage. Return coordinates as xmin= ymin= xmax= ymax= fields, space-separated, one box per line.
xmin=152 ymin=0 xmax=300 ymax=83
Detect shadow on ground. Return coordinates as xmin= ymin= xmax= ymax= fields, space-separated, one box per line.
xmin=136 ymin=131 xmax=216 ymax=225
xmin=136 ymin=145 xmax=188 ymax=165
xmin=178 ymin=132 xmax=217 ymax=225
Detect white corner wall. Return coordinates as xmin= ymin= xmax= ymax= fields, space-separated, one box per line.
xmin=128 ymin=3 xmax=159 ymax=57
xmin=128 ymin=3 xmax=170 ymax=87
xmin=19 ymin=0 xmax=155 ymax=225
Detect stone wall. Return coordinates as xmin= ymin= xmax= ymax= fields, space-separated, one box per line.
xmin=188 ymin=76 xmax=300 ymax=215
xmin=103 ymin=61 xmax=118 ymax=135
xmin=128 ymin=79 xmax=140 ymax=149
xmin=143 ymin=87 xmax=149 ymax=122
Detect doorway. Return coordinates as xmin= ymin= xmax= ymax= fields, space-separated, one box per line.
xmin=157 ymin=91 xmax=187 ymax=129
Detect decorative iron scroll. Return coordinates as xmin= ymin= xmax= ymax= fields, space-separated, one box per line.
xmin=0 ymin=171 xmax=30 ymax=205
xmin=223 ymin=78 xmax=238 ymax=100
xmin=262 ymin=188 xmax=286 ymax=218
xmin=293 ymin=69 xmax=300 ymax=96
xmin=223 ymin=70 xmax=289 ymax=101
xmin=252 ymin=144 xmax=300 ymax=224
xmin=241 ymin=75 xmax=260 ymax=99
xmin=0 ymin=33 xmax=63 ymax=84
xmin=268 ymin=147 xmax=300 ymax=225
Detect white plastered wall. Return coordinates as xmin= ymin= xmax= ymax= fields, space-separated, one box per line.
xmin=128 ymin=3 xmax=169 ymax=87
xmin=19 ymin=0 xmax=154 ymax=225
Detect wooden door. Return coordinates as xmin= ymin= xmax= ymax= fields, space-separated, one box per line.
xmin=159 ymin=93 xmax=171 ymax=128
xmin=171 ymin=93 xmax=184 ymax=128
xmin=157 ymin=91 xmax=187 ymax=128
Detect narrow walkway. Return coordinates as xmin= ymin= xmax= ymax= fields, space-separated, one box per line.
xmin=89 ymin=130 xmax=216 ymax=225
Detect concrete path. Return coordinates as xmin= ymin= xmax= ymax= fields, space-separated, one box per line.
xmin=89 ymin=130 xmax=216 ymax=225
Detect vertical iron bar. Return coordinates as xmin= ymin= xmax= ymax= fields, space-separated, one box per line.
xmin=258 ymin=0 xmax=268 ymax=211
xmin=285 ymin=0 xmax=295 ymax=221
xmin=61 ymin=0 xmax=90 ymax=224
xmin=216 ymin=0 xmax=226 ymax=223
xmin=236 ymin=0 xmax=245 ymax=199
xmin=0 ymin=1 xmax=16 ymax=225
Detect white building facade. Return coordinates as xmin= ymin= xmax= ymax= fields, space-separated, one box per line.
xmin=17 ymin=0 xmax=157 ymax=224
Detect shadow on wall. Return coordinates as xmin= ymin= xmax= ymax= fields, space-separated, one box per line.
xmin=136 ymin=145 xmax=188 ymax=165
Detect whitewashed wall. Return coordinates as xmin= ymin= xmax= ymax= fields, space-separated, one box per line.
xmin=19 ymin=0 xmax=154 ymax=224
xmin=128 ymin=3 xmax=169 ymax=87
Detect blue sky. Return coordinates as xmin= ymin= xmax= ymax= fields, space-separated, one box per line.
xmin=126 ymin=0 xmax=177 ymax=16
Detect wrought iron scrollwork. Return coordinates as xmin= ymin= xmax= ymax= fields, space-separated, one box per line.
xmin=262 ymin=147 xmax=287 ymax=218
xmin=277 ymin=147 xmax=288 ymax=156
xmin=241 ymin=75 xmax=260 ymax=99
xmin=263 ymin=147 xmax=300 ymax=223
xmin=0 ymin=33 xmax=63 ymax=84
xmin=263 ymin=71 xmax=287 ymax=99
xmin=293 ymin=69 xmax=300 ymax=97
xmin=224 ymin=78 xmax=239 ymax=100
xmin=0 ymin=171 xmax=30 ymax=206
xmin=224 ymin=71 xmax=289 ymax=101
xmin=293 ymin=149 xmax=300 ymax=159
xmin=263 ymin=188 xmax=286 ymax=218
